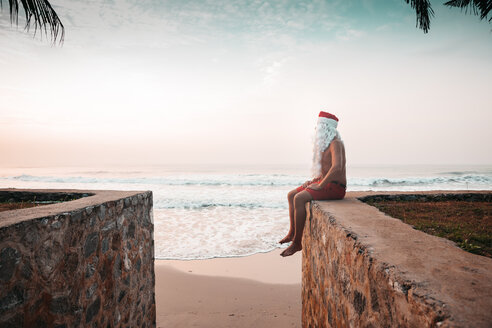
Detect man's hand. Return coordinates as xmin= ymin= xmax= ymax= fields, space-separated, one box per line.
xmin=307 ymin=183 xmax=322 ymax=191
xmin=301 ymin=180 xmax=311 ymax=188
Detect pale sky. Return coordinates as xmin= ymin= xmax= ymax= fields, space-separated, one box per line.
xmin=0 ymin=0 xmax=491 ymax=167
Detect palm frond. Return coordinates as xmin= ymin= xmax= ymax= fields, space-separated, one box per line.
xmin=1 ymin=0 xmax=64 ymax=44
xmin=403 ymin=0 xmax=435 ymax=33
xmin=444 ymin=0 xmax=492 ymax=22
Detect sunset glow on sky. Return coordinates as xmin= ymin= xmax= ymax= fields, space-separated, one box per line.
xmin=1 ymin=0 xmax=491 ymax=167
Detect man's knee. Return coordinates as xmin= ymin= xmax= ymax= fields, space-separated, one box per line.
xmin=287 ymin=189 xmax=297 ymax=202
xmin=294 ymin=193 xmax=309 ymax=207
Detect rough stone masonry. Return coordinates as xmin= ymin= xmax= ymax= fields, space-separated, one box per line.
xmin=0 ymin=189 xmax=155 ymax=328
xmin=302 ymin=191 xmax=492 ymax=328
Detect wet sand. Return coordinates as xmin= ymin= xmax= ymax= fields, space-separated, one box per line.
xmin=155 ymin=249 xmax=302 ymax=327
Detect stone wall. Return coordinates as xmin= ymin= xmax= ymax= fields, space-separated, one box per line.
xmin=302 ymin=191 xmax=492 ymax=328
xmin=0 ymin=189 xmax=155 ymax=328
xmin=0 ymin=190 xmax=91 ymax=203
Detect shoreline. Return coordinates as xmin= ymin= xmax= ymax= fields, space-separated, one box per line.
xmin=155 ymin=249 xmax=302 ymax=327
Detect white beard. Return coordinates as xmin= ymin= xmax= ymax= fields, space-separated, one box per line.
xmin=311 ymin=118 xmax=340 ymax=178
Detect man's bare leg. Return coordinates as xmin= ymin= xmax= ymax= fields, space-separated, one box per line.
xmin=279 ymin=189 xmax=298 ymax=244
xmin=281 ymin=191 xmax=312 ymax=257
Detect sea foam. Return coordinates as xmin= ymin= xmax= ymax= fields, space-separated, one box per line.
xmin=1 ymin=166 xmax=491 ymax=259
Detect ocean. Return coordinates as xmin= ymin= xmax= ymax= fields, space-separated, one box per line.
xmin=1 ymin=164 xmax=491 ymax=260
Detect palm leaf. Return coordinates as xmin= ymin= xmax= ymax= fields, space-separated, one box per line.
xmin=444 ymin=0 xmax=492 ymax=22
xmin=1 ymin=0 xmax=64 ymax=44
xmin=404 ymin=0 xmax=435 ymax=33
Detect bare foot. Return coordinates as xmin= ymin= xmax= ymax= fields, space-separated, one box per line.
xmin=279 ymin=234 xmax=294 ymax=244
xmin=280 ymin=242 xmax=302 ymax=257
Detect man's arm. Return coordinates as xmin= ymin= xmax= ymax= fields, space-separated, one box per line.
xmin=318 ymin=140 xmax=344 ymax=188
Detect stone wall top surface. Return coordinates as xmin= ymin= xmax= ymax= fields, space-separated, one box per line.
xmin=312 ymin=190 xmax=492 ymax=327
xmin=0 ymin=188 xmax=151 ymax=229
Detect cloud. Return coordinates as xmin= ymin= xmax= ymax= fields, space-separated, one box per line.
xmin=27 ymin=0 xmax=354 ymax=50
xmin=258 ymin=55 xmax=289 ymax=86
xmin=336 ymin=28 xmax=366 ymax=41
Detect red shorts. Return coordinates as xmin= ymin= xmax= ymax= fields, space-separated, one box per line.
xmin=296 ymin=180 xmax=346 ymax=200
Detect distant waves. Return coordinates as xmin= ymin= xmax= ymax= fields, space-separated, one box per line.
xmin=351 ymin=174 xmax=492 ymax=188
xmin=4 ymin=174 xmax=305 ymax=187
xmin=1 ymin=167 xmax=491 ymax=260
xmin=3 ymin=172 xmax=492 ymax=189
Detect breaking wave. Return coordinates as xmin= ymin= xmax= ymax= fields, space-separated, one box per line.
xmin=3 ymin=173 xmax=491 ymax=188
xmin=350 ymin=175 xmax=492 ymax=188
xmin=1 ymin=166 xmax=491 ymax=260
xmin=3 ymin=174 xmax=304 ymax=187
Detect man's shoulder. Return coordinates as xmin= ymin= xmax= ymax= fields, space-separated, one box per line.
xmin=322 ymin=138 xmax=343 ymax=154
xmin=331 ymin=138 xmax=343 ymax=145
xmin=329 ymin=138 xmax=344 ymax=148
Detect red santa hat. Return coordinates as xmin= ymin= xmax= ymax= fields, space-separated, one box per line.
xmin=318 ymin=111 xmax=339 ymax=122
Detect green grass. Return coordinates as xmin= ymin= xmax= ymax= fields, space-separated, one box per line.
xmin=364 ymin=200 xmax=491 ymax=258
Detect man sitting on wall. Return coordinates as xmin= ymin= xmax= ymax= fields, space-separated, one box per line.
xmin=280 ymin=111 xmax=347 ymax=257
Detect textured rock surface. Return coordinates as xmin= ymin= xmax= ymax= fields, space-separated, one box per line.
xmin=0 ymin=191 xmax=90 ymax=203
xmin=302 ymin=191 xmax=492 ymax=328
xmin=0 ymin=189 xmax=155 ymax=328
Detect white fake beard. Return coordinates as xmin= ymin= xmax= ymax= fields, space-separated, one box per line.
xmin=311 ymin=119 xmax=340 ymax=178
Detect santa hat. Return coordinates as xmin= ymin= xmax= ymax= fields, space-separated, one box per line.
xmin=318 ymin=111 xmax=338 ymax=121
xmin=318 ymin=111 xmax=339 ymax=128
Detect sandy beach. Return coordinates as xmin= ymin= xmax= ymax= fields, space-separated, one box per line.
xmin=155 ymin=249 xmax=302 ymax=328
